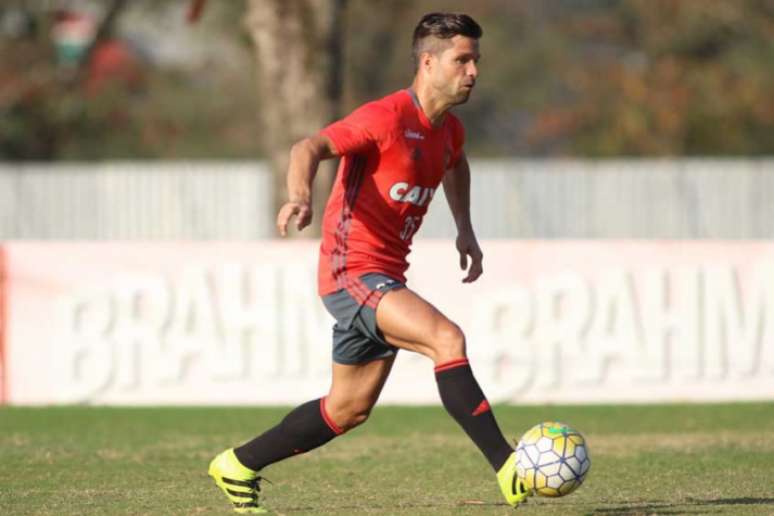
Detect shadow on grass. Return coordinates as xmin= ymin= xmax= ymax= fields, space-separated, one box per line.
xmin=275 ymin=498 xmax=774 ymax=514
xmin=589 ymin=497 xmax=774 ymax=515
xmin=275 ymin=500 xmax=509 ymax=512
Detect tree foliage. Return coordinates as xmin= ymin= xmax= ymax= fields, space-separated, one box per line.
xmin=0 ymin=0 xmax=772 ymax=160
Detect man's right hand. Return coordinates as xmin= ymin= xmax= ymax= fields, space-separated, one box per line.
xmin=276 ymin=201 xmax=312 ymax=236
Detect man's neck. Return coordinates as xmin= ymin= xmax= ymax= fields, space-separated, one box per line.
xmin=409 ymin=79 xmax=450 ymax=127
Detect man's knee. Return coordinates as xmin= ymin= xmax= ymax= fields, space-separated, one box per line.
xmin=343 ymin=405 xmax=372 ymax=429
xmin=431 ymin=322 xmax=467 ymax=362
xmin=326 ymin=398 xmax=373 ymax=431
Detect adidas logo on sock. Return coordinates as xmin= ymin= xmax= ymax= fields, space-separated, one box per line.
xmin=472 ymin=399 xmax=491 ymax=416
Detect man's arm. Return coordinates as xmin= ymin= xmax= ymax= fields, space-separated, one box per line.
xmin=442 ymin=152 xmax=483 ymax=283
xmin=276 ymin=134 xmax=338 ymax=236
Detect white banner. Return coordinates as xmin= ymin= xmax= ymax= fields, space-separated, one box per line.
xmin=3 ymin=241 xmax=774 ymax=405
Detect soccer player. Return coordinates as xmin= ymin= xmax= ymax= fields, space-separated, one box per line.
xmin=209 ymin=12 xmax=530 ymax=513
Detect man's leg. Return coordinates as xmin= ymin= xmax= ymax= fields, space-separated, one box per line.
xmin=209 ymin=356 xmax=395 ymax=513
xmin=234 ymin=355 xmax=396 ymax=470
xmin=325 ymin=355 xmax=397 ymax=431
xmin=376 ymin=288 xmax=529 ymax=506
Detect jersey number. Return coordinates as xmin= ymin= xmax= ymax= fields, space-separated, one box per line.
xmin=400 ymin=215 xmax=421 ymax=241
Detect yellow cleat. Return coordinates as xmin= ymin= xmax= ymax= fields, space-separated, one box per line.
xmin=208 ymin=449 xmax=268 ymax=514
xmin=497 ymin=452 xmax=532 ymax=508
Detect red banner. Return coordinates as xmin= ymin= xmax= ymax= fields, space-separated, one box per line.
xmin=0 ymin=246 xmax=7 ymax=404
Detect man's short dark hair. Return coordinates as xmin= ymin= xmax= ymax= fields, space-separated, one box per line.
xmin=412 ymin=13 xmax=482 ymax=69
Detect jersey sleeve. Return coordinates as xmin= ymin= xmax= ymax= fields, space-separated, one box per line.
xmin=446 ymin=114 xmax=466 ymax=170
xmin=320 ymin=101 xmax=397 ymax=156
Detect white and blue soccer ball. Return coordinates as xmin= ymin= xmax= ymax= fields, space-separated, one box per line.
xmin=515 ymin=421 xmax=591 ymax=497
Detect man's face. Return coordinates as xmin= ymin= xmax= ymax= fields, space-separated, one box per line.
xmin=426 ymin=35 xmax=480 ymax=105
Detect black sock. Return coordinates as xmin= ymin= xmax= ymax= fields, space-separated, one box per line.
xmin=435 ymin=358 xmax=513 ymax=472
xmin=233 ymin=397 xmax=343 ymax=471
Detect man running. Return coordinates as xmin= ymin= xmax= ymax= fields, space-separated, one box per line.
xmin=209 ymin=12 xmax=530 ymax=513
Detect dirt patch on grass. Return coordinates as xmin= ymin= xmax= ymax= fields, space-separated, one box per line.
xmin=0 ymin=433 xmax=31 ymax=447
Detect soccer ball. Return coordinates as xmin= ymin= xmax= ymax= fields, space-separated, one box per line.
xmin=515 ymin=421 xmax=590 ymax=497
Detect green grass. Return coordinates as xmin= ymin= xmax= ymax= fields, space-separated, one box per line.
xmin=2 ymin=403 xmax=774 ymax=515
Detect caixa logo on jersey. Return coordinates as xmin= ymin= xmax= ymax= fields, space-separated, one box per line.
xmin=389 ymin=182 xmax=435 ymax=207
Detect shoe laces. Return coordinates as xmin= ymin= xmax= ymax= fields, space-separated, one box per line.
xmin=250 ymin=475 xmax=271 ymax=492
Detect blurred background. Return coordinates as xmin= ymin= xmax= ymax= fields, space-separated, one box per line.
xmin=2 ymin=4 xmax=774 ymax=512
xmin=0 ymin=0 xmax=774 ymax=239
xmin=1 ymin=0 xmax=773 ymax=240
xmin=3 ymin=0 xmax=773 ymax=161
xmin=1 ymin=0 xmax=774 ymax=408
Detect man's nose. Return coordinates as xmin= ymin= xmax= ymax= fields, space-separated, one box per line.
xmin=467 ymin=61 xmax=478 ymax=79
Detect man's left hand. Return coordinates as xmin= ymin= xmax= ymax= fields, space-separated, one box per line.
xmin=456 ymin=232 xmax=483 ymax=283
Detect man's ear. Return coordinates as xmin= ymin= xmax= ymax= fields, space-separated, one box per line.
xmin=420 ymin=51 xmax=434 ymax=73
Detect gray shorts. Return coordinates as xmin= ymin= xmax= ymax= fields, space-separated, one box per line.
xmin=321 ymin=273 xmax=405 ymax=365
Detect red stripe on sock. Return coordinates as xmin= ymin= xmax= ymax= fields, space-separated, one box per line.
xmin=320 ymin=397 xmax=344 ymax=435
xmin=472 ymin=399 xmax=491 ymax=416
xmin=434 ymin=358 xmax=470 ymax=373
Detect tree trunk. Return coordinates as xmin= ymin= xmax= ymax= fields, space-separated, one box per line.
xmin=244 ymin=0 xmax=346 ymax=237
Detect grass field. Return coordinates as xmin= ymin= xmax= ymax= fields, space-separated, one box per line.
xmin=2 ymin=403 xmax=774 ymax=515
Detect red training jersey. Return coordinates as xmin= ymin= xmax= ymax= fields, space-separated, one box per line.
xmin=318 ymin=89 xmax=465 ymax=297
